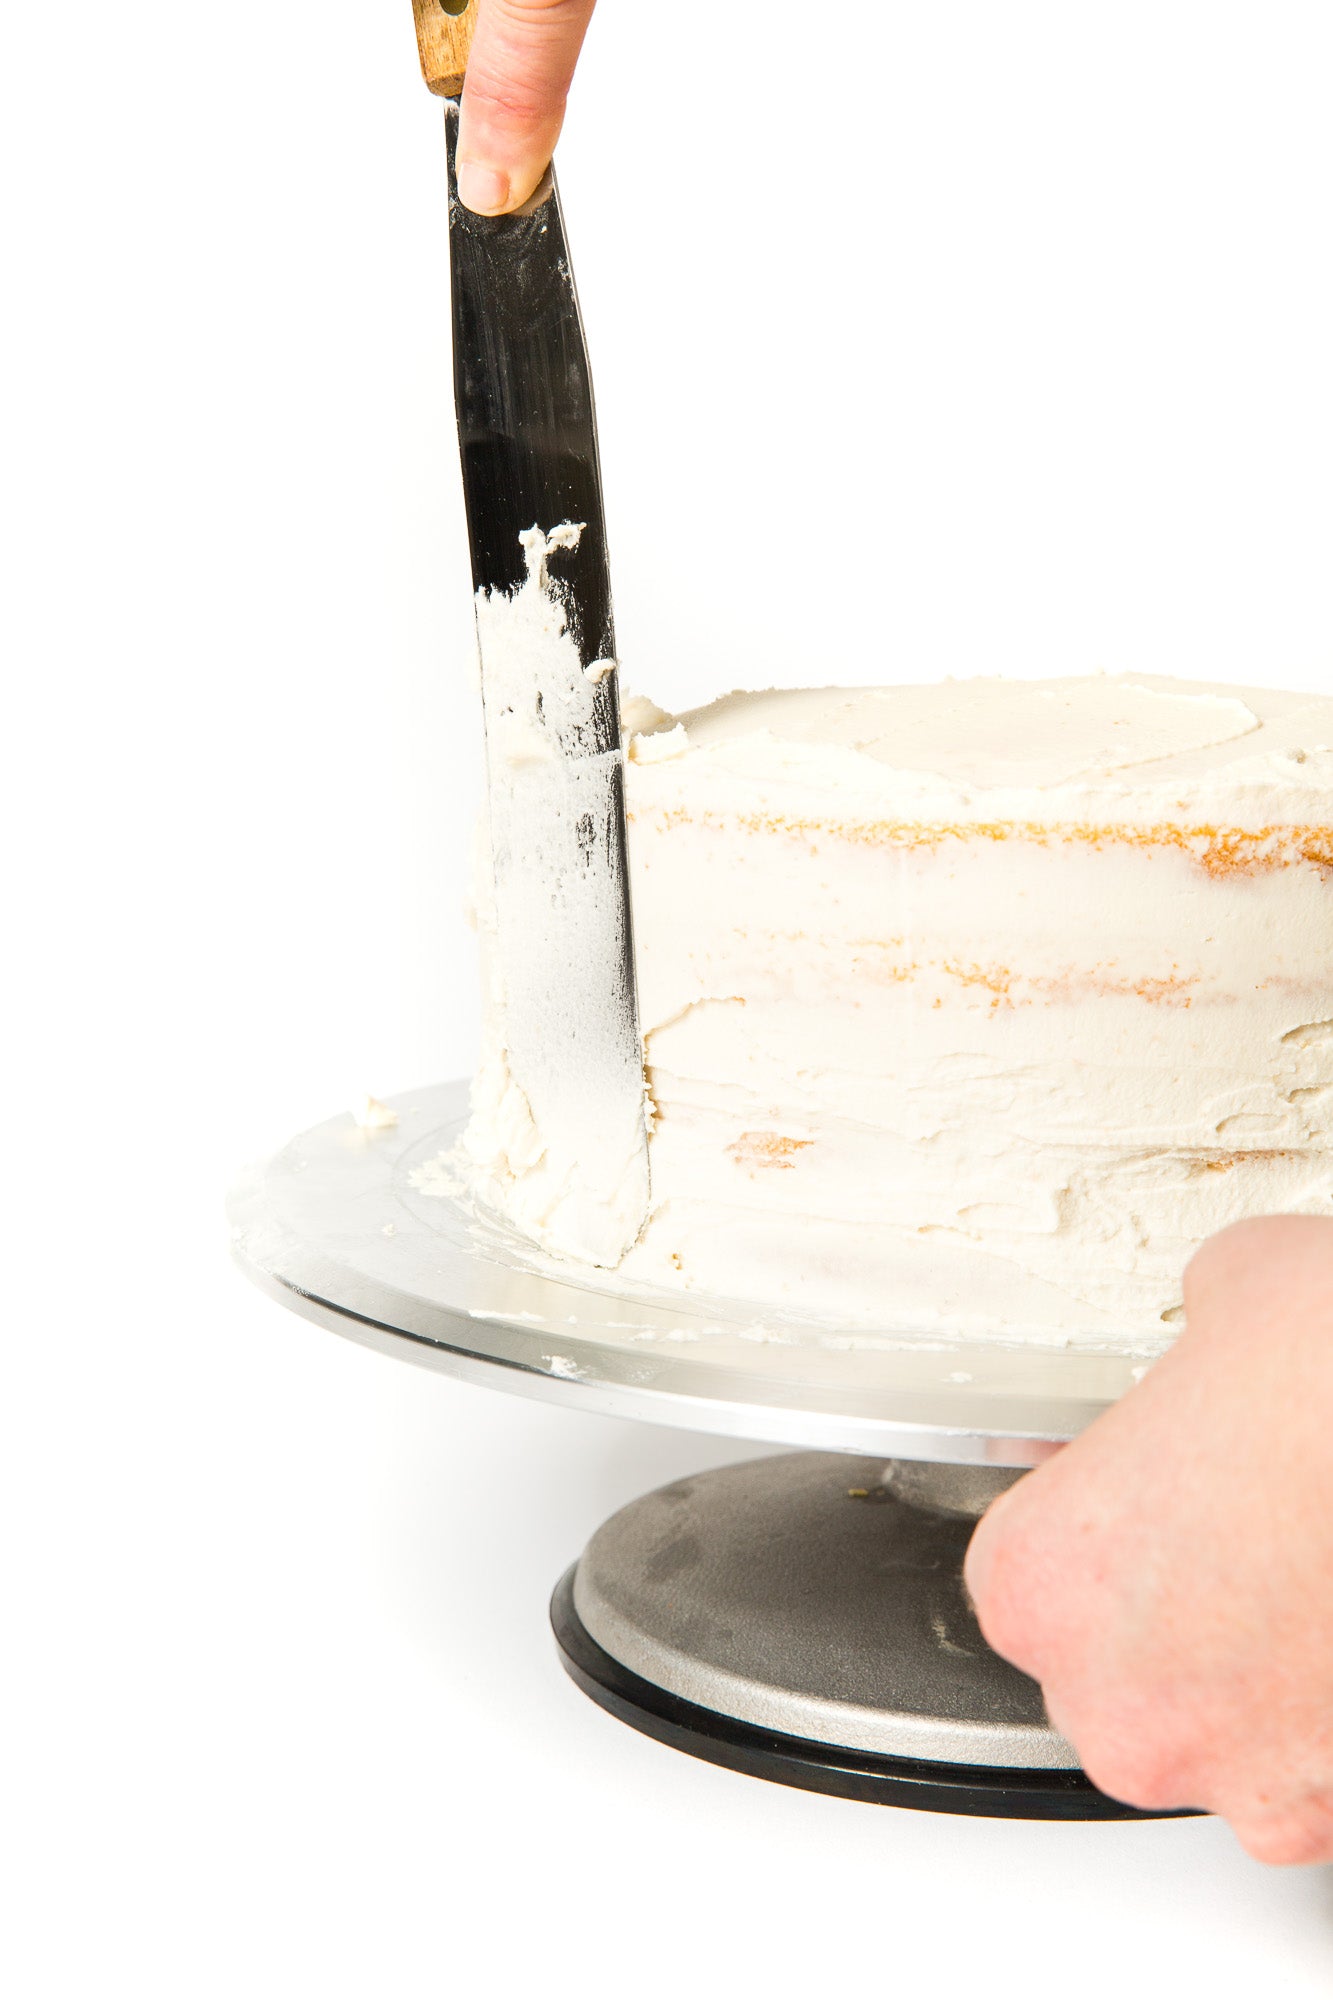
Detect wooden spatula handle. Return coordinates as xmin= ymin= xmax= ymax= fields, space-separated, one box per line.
xmin=411 ymin=0 xmax=477 ymax=98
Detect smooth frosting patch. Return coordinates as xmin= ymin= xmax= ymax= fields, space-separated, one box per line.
xmin=677 ymin=677 xmax=1263 ymax=789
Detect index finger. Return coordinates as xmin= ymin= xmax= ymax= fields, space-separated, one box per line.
xmin=456 ymin=0 xmax=599 ymax=215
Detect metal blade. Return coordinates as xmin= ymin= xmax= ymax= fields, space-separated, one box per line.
xmin=444 ymin=102 xmax=649 ymax=1266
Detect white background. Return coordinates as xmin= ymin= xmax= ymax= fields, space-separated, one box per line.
xmin=5 ymin=0 xmax=1333 ymax=1991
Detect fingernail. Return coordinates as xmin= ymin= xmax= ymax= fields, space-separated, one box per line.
xmin=457 ymin=161 xmax=510 ymax=214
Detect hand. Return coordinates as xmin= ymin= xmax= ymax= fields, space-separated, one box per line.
xmin=964 ymin=1215 xmax=1333 ymax=1865
xmin=455 ymin=0 xmax=599 ymax=216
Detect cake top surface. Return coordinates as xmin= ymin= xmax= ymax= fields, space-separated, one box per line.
xmin=623 ymin=674 xmax=1333 ymax=822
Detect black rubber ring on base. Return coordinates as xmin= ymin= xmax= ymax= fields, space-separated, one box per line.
xmin=551 ymin=1567 xmax=1202 ymax=1823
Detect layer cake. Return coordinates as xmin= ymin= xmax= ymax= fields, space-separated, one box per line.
xmin=456 ymin=674 xmax=1333 ymax=1348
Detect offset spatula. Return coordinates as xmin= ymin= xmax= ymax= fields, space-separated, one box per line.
xmin=410 ymin=0 xmax=650 ymax=1265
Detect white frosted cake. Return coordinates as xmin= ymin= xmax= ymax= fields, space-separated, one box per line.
xmin=452 ymin=673 xmax=1333 ymax=1349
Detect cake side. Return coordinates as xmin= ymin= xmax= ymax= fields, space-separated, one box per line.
xmin=457 ymin=675 xmax=1333 ymax=1349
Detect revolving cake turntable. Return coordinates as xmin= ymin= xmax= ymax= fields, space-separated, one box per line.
xmin=230 ymin=1082 xmax=1197 ymax=1823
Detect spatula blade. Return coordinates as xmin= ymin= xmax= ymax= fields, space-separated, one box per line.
xmin=445 ymin=104 xmax=649 ymax=1266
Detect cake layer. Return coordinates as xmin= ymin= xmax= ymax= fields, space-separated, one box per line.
xmin=459 ymin=674 xmax=1333 ymax=1349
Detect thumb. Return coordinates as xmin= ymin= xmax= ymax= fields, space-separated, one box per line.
xmin=456 ymin=0 xmax=599 ymax=216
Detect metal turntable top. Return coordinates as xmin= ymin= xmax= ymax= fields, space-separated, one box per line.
xmin=228 ymin=1081 xmax=1158 ymax=1467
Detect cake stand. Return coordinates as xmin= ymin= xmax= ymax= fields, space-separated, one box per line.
xmin=229 ymin=1082 xmax=1192 ymax=1823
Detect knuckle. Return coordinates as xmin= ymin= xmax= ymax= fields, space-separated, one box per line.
xmin=1078 ymin=1738 xmax=1193 ymax=1812
xmin=1232 ymin=1792 xmax=1333 ymax=1869
xmin=464 ymin=0 xmax=591 ymax=129
xmin=1235 ymin=1815 xmax=1333 ymax=1869
xmin=1183 ymin=1224 xmax=1247 ymax=1307
xmin=968 ymin=1536 xmax=1042 ymax=1670
xmin=495 ymin=0 xmax=591 ymax=20
xmin=463 ymin=64 xmax=555 ymax=127
xmin=1185 ymin=1213 xmax=1308 ymax=1309
xmin=1067 ymin=1706 xmax=1201 ymax=1811
xmin=485 ymin=0 xmax=590 ymax=69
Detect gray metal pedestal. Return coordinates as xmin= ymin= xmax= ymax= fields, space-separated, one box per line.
xmin=555 ymin=1453 xmax=1192 ymax=1820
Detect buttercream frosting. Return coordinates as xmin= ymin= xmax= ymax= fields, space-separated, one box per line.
xmin=452 ymin=673 xmax=1333 ymax=1349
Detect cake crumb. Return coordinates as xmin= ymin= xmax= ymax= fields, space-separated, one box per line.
xmin=727 ymin=1131 xmax=813 ymax=1173
xmin=354 ymin=1095 xmax=398 ymax=1132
